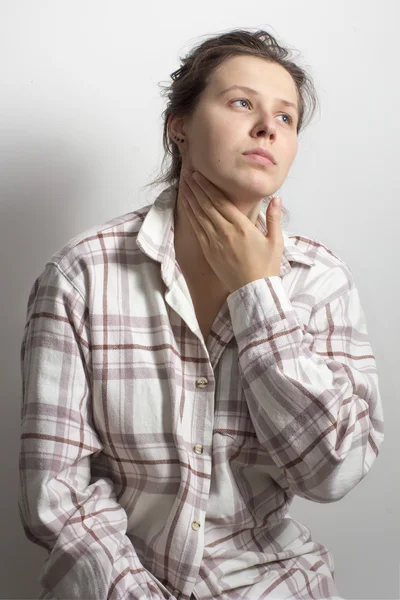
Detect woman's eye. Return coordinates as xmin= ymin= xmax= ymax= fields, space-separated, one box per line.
xmin=231 ymin=98 xmax=251 ymax=109
xmin=231 ymin=99 xmax=293 ymax=125
xmin=279 ymin=114 xmax=293 ymax=125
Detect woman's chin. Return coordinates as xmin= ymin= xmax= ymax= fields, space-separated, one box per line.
xmin=235 ymin=179 xmax=273 ymax=199
xmin=212 ymin=171 xmax=274 ymax=201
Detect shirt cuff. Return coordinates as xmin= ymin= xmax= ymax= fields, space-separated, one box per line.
xmin=226 ymin=276 xmax=302 ymax=355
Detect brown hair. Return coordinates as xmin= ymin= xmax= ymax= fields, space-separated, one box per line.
xmin=143 ymin=28 xmax=319 ymax=225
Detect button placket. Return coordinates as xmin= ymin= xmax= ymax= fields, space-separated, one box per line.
xmin=193 ymin=378 xmax=206 ymax=460
xmin=191 ymin=376 xmax=205 ymax=550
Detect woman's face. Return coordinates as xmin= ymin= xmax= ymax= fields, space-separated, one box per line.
xmin=171 ymin=55 xmax=299 ymax=218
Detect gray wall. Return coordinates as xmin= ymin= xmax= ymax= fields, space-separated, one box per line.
xmin=1 ymin=1 xmax=398 ymax=598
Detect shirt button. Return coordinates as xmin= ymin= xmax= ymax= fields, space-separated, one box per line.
xmin=172 ymin=589 xmax=180 ymax=598
xmin=196 ymin=376 xmax=208 ymax=388
xmin=192 ymin=520 xmax=201 ymax=531
xmin=193 ymin=444 xmax=203 ymax=454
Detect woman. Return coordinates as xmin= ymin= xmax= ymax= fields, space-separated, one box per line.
xmin=18 ymin=29 xmax=384 ymax=600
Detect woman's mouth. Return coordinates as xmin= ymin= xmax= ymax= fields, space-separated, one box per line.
xmin=244 ymin=153 xmax=275 ymax=166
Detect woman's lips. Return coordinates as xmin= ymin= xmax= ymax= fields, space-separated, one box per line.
xmin=244 ymin=153 xmax=274 ymax=166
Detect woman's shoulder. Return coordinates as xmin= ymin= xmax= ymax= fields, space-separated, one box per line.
xmin=283 ymin=229 xmax=356 ymax=305
xmin=53 ymin=207 xmax=149 ymax=265
xmin=284 ymin=229 xmax=353 ymax=273
xmin=34 ymin=205 xmax=153 ymax=298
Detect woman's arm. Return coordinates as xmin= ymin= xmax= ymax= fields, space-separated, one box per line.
xmin=227 ymin=263 xmax=384 ymax=502
xmin=18 ymin=263 xmax=170 ymax=600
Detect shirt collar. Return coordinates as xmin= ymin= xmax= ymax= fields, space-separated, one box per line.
xmin=136 ymin=184 xmax=315 ymax=282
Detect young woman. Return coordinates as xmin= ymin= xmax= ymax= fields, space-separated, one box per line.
xmin=19 ymin=29 xmax=384 ymax=600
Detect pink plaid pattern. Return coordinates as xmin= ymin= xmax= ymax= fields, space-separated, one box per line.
xmin=18 ymin=185 xmax=383 ymax=599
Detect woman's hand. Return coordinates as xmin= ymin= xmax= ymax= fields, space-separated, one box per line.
xmin=179 ymin=170 xmax=284 ymax=294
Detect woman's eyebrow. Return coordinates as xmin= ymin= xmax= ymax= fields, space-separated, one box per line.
xmin=219 ymin=84 xmax=298 ymax=113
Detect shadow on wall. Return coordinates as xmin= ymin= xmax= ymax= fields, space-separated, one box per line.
xmin=0 ymin=132 xmax=98 ymax=599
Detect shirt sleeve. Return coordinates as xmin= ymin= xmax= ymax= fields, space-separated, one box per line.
xmin=226 ymin=266 xmax=384 ymax=503
xmin=18 ymin=263 xmax=171 ymax=600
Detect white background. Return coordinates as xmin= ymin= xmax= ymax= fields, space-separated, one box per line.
xmin=1 ymin=1 xmax=398 ymax=599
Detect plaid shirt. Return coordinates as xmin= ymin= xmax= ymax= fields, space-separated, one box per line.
xmin=18 ymin=185 xmax=384 ymax=600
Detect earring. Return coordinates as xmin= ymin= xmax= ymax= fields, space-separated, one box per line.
xmin=174 ymin=136 xmax=184 ymax=143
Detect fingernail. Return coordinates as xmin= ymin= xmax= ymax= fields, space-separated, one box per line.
xmin=272 ymin=196 xmax=281 ymax=208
